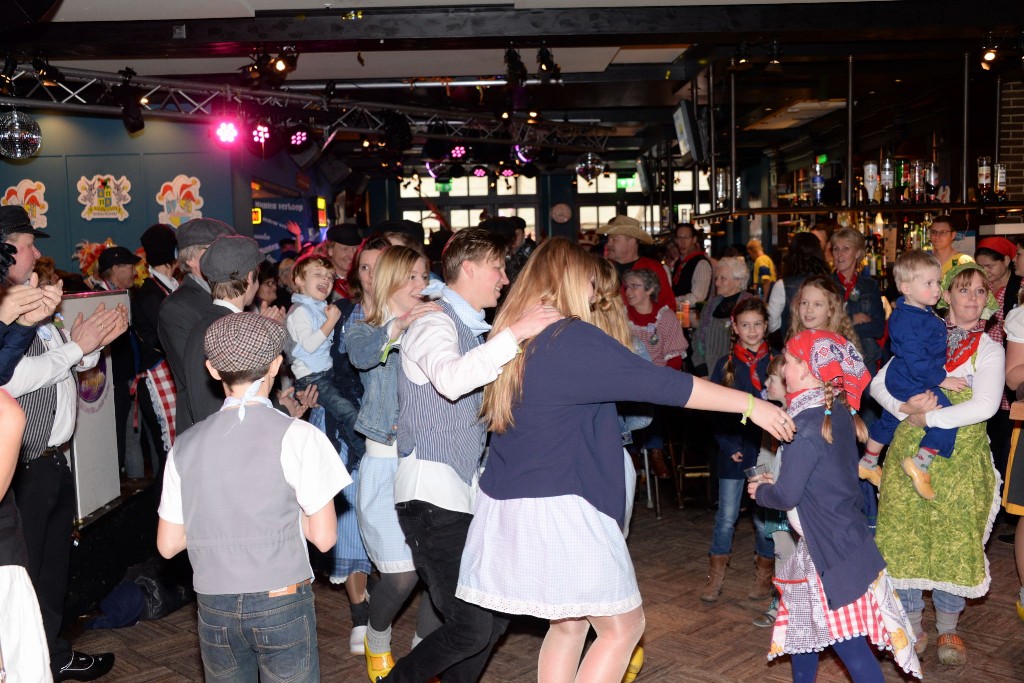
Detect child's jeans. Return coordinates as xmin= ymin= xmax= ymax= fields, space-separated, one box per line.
xmin=710 ymin=477 xmax=775 ymax=559
xmin=295 ymin=370 xmax=365 ymax=470
xmin=197 ymin=582 xmax=319 ymax=683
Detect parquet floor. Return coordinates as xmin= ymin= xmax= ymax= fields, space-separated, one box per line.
xmin=71 ymin=484 xmax=1024 ymax=682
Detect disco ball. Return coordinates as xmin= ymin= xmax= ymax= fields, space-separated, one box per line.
xmin=0 ymin=111 xmax=42 ymax=159
xmin=575 ymin=153 xmax=605 ymax=182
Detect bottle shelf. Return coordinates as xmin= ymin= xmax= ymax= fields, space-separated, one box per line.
xmin=692 ymin=202 xmax=1024 ymax=222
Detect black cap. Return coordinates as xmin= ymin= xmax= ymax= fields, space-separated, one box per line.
xmin=0 ymin=205 xmax=49 ymax=239
xmin=326 ymin=223 xmax=362 ymax=246
xmin=199 ymin=235 xmax=265 ymax=284
xmin=140 ymin=223 xmax=177 ymax=266
xmin=98 ymin=246 xmax=142 ymax=273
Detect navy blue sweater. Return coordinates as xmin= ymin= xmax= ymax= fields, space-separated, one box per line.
xmin=755 ymin=405 xmax=885 ymax=609
xmin=710 ymin=351 xmax=770 ymax=479
xmin=481 ymin=319 xmax=693 ymax=526
xmin=886 ymin=296 xmax=947 ymax=398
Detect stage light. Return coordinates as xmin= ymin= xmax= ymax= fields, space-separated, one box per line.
xmin=426 ymin=160 xmax=450 ymax=179
xmin=31 ymin=57 xmax=63 ymax=86
xmin=765 ymin=40 xmax=783 ymax=74
xmin=273 ymin=48 xmax=299 ymax=73
xmin=536 ymin=46 xmax=561 ymax=83
xmin=515 ymin=144 xmax=541 ymax=163
xmin=519 ymin=163 xmax=539 ymax=179
xmin=214 ymin=120 xmax=240 ymax=145
xmin=449 ymin=163 xmax=466 ymax=178
xmin=505 ymin=48 xmax=528 ymax=87
xmin=982 ymin=32 xmax=997 ymax=62
xmin=287 ymin=124 xmax=314 ymax=152
xmin=245 ymin=119 xmax=285 ymax=157
xmin=471 ymin=165 xmax=489 ymax=178
xmin=252 ymin=121 xmax=271 ymax=145
xmin=0 ymin=57 xmax=16 ymax=96
xmin=450 ymin=144 xmax=467 ymax=160
xmin=500 ymin=167 xmax=516 ymax=178
xmin=112 ymin=68 xmax=145 ymax=133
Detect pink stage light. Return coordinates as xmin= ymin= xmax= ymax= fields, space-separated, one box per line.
xmin=215 ymin=120 xmax=239 ymax=144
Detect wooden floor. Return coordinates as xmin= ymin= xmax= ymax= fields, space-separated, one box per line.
xmin=71 ymin=484 xmax=1024 ymax=682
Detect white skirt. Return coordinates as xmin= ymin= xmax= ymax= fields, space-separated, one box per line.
xmin=0 ymin=564 xmax=53 ymax=682
xmin=356 ymin=439 xmax=415 ymax=574
xmin=456 ymin=490 xmax=641 ymax=620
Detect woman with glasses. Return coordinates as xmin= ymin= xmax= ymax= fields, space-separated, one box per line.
xmin=928 ymin=216 xmax=973 ymax=275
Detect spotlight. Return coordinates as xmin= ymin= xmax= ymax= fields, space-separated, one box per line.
xmin=113 ymin=68 xmax=144 ymax=133
xmin=31 ymin=57 xmax=63 ymax=86
xmin=536 ymin=46 xmax=561 ymax=83
xmin=519 ymin=163 xmax=539 ymax=179
xmin=0 ymin=57 xmax=16 ymax=96
xmin=737 ymin=42 xmax=751 ymax=65
xmin=251 ymin=121 xmax=271 ymax=145
xmin=449 ymin=163 xmax=467 ymax=179
xmin=213 ymin=120 xmax=240 ymax=146
xmin=982 ymin=32 xmax=997 ymax=62
xmin=426 ymin=160 xmax=450 ymax=179
xmin=362 ymin=138 xmax=371 ymax=148
xmin=471 ymin=165 xmax=489 ymax=178
xmin=515 ymin=145 xmax=541 ymax=163
xmin=450 ymin=144 xmax=467 ymax=160
xmin=324 ymin=80 xmax=336 ymax=101
xmin=273 ymin=47 xmax=299 ymax=73
xmin=500 ymin=110 xmax=511 ymax=120
xmin=383 ymin=111 xmax=412 ymax=152
xmin=500 ymin=167 xmax=516 ymax=178
xmin=287 ymin=124 xmax=314 ymax=152
xmin=765 ymin=39 xmax=783 ymax=74
xmin=505 ymin=48 xmax=528 ymax=87
xmin=245 ymin=119 xmax=284 ymax=157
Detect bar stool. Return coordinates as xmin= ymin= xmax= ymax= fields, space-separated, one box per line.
xmin=666 ymin=440 xmax=711 ymax=509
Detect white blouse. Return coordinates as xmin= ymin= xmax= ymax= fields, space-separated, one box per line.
xmin=870 ymin=332 xmax=1004 ymax=430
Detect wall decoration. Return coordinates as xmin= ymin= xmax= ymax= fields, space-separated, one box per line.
xmin=77 ymin=174 xmax=132 ymax=221
xmin=2 ymin=178 xmax=49 ymax=229
xmin=155 ymin=174 xmax=204 ymax=227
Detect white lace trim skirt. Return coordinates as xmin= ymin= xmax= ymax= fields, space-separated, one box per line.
xmin=356 ymin=440 xmax=415 ymax=574
xmin=455 ymin=490 xmax=641 ymax=620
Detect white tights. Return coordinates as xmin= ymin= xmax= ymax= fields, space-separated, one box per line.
xmin=537 ymin=606 xmax=645 ymax=683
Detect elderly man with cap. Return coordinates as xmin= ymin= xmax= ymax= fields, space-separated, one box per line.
xmin=178 ymin=235 xmax=270 ymax=431
xmin=325 ymin=223 xmax=362 ymax=301
xmin=157 ymin=312 xmax=349 ymax=683
xmin=158 ymin=218 xmax=236 ymax=434
xmin=131 ymin=224 xmax=179 ymax=466
xmin=600 ymin=215 xmax=676 ymax=313
xmin=2 ymin=205 xmax=127 ymax=681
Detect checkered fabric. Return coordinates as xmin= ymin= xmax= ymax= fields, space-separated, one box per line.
xmin=131 ymin=359 xmax=177 ymax=450
xmin=204 ymin=313 xmax=286 ymax=373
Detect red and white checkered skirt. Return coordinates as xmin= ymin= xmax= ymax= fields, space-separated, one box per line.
xmin=768 ymin=538 xmax=921 ymax=679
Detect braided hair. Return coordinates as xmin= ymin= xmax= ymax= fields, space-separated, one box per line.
xmin=821 ymin=381 xmax=868 ymax=444
xmin=720 ymin=297 xmax=769 ymax=389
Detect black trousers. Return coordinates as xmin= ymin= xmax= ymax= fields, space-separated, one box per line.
xmin=13 ymin=451 xmax=75 ymax=676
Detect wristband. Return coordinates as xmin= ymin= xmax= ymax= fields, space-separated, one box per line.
xmin=740 ymin=394 xmax=755 ymax=425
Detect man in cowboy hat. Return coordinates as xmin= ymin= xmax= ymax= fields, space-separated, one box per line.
xmin=599 ymin=215 xmax=676 ymax=312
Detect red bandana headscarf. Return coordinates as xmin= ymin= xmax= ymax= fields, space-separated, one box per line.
xmin=785 ymin=330 xmax=870 ymax=412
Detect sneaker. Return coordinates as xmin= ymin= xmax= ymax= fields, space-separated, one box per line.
xmin=365 ymin=635 xmax=395 ymax=682
xmin=936 ymin=632 xmax=966 ymax=666
xmin=350 ymin=624 xmax=368 ymax=654
xmin=58 ymin=651 xmax=115 ymax=681
xmin=621 ymin=645 xmax=644 ymax=683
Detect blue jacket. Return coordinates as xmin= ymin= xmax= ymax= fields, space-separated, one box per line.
xmin=0 ymin=320 xmax=35 ymax=385
xmin=345 ymin=320 xmax=400 ymax=445
xmin=710 ymin=350 xmax=770 ymax=478
xmin=833 ymin=270 xmax=885 ymax=370
xmin=756 ymin=405 xmax=885 ymax=609
xmin=885 ymin=296 xmax=947 ymax=399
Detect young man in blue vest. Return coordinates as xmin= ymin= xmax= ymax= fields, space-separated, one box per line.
xmin=377 ymin=228 xmax=561 ymax=683
xmin=157 ymin=312 xmax=350 ymax=682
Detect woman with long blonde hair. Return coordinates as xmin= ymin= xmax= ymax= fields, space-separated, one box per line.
xmin=345 ymin=246 xmax=442 ymax=679
xmin=455 ymin=237 xmax=796 ymax=683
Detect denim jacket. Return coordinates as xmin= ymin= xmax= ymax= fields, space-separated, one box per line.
xmin=345 ymin=320 xmax=400 ymax=445
xmin=831 ymin=271 xmax=884 ymax=370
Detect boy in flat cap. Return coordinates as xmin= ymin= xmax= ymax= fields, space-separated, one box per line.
xmin=157 ymin=312 xmax=350 ymax=682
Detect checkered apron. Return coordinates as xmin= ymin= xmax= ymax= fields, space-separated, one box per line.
xmin=132 ymin=359 xmax=177 ymax=450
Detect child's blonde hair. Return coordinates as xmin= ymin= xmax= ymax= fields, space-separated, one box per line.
xmin=720 ymin=297 xmax=768 ymax=389
xmin=822 ymin=381 xmax=869 ymax=445
xmin=787 ymin=274 xmax=863 ymax=356
xmin=892 ymin=250 xmax=940 ymax=286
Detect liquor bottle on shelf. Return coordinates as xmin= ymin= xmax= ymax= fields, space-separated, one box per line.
xmin=881 ymin=157 xmax=895 ymax=204
xmin=895 ymin=159 xmax=908 ymax=203
xmin=994 ymin=163 xmax=1008 ymax=202
xmin=863 ymin=161 xmax=879 ymax=205
xmin=853 ymin=174 xmax=868 ymax=207
xmin=811 ymin=162 xmax=825 ymax=206
xmin=866 ymin=236 xmax=877 ymax=277
xmin=923 ymin=162 xmax=939 ymax=203
xmin=977 ymin=156 xmax=992 ymax=202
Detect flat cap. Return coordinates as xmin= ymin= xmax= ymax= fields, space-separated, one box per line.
xmin=98 ymin=245 xmax=141 ymax=273
xmin=204 ymin=312 xmax=286 ymax=373
xmin=176 ymin=217 xmax=236 ymax=250
xmin=199 ymin=235 xmax=264 ymax=284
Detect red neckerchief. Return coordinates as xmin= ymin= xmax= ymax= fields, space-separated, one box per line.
xmin=836 ymin=270 xmax=858 ymax=302
xmin=945 ymin=319 xmax=985 ymax=372
xmin=332 ymin=276 xmax=350 ymax=299
xmin=673 ymin=249 xmax=707 ymax=286
xmin=733 ymin=341 xmax=769 ymax=391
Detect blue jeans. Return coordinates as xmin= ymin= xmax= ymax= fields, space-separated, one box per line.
xmin=196 ymin=583 xmax=319 ymax=683
xmin=896 ymin=587 xmax=965 ymax=616
xmin=710 ymin=478 xmax=774 ymax=559
xmin=384 ymin=501 xmax=509 ymax=683
xmin=296 ymin=370 xmax=365 ymax=470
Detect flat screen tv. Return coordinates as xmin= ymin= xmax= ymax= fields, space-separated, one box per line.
xmin=673 ymin=99 xmax=706 ymax=167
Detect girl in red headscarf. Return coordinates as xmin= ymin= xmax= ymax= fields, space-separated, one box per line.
xmin=749 ymin=330 xmax=922 ymax=682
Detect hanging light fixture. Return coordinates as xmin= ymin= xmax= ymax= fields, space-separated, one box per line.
xmin=0 ymin=110 xmax=43 ymax=159
xmin=536 ymin=46 xmax=561 ymax=83
xmin=0 ymin=57 xmax=16 ymax=96
xmin=31 ymin=57 xmax=63 ymax=86
xmin=764 ymin=40 xmax=783 ymax=74
xmin=505 ymin=47 xmax=528 ymax=87
xmin=112 ymin=68 xmax=145 ymax=133
xmin=575 ymin=153 xmax=605 ymax=182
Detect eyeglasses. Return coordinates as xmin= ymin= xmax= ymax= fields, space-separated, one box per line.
xmin=625 ymin=283 xmax=647 ymax=290
xmin=928 ymin=229 xmax=952 ymax=236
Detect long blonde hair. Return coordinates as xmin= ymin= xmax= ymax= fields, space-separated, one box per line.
xmin=590 ymin=256 xmax=633 ymax=348
xmin=364 ymin=246 xmax=429 ymax=327
xmin=482 ymin=237 xmax=601 ymax=433
xmin=787 ymin=274 xmax=863 ymax=355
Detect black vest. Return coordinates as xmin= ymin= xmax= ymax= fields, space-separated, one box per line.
xmin=672 ymin=253 xmax=709 ymax=298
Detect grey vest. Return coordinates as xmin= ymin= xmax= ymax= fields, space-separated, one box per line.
xmin=397 ymin=300 xmax=486 ymax=484
xmin=173 ymin=404 xmax=311 ymax=595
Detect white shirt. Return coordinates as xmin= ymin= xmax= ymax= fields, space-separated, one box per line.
xmin=149 ymin=267 xmax=179 ymax=293
xmin=158 ymin=415 xmax=351 ymax=524
xmin=2 ymin=323 xmax=101 ymax=447
xmin=675 ymin=257 xmax=714 ymax=307
xmin=285 ymin=305 xmax=328 ymax=379
xmin=870 ymin=333 xmax=1004 ymax=430
xmin=212 ymin=299 xmax=242 ymax=314
xmin=394 ymin=310 xmax=519 ymax=513
xmin=767 ymin=279 xmax=788 ymax=333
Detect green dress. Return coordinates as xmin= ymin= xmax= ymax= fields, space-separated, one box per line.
xmin=875 ymin=356 xmax=1002 ymax=599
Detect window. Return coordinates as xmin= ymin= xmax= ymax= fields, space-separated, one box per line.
xmin=497 ymin=207 xmax=537 ymax=238
xmin=497 ymin=175 xmax=537 ymax=196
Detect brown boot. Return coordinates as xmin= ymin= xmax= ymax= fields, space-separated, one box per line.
xmin=700 ymin=554 xmax=729 ymax=602
xmin=648 ymin=448 xmax=671 ymax=479
xmin=749 ymin=555 xmax=774 ymax=599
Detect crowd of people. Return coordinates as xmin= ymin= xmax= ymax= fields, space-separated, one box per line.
xmin=0 ymin=204 xmax=1022 ymax=683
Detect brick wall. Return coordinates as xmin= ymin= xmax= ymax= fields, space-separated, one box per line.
xmin=1000 ymin=80 xmax=1024 ymax=201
